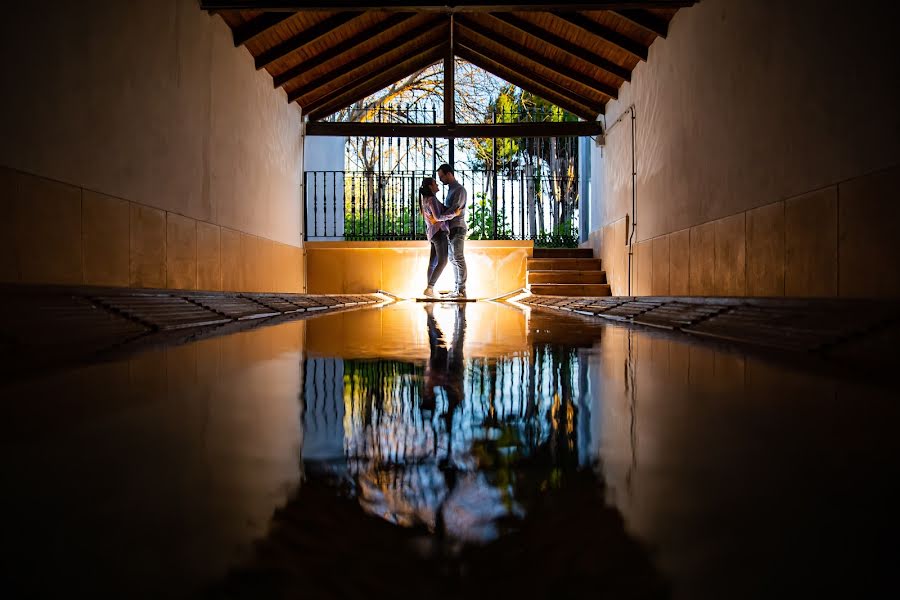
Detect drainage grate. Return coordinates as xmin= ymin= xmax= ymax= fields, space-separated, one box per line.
xmin=0 ymin=293 xmax=148 ymax=347
xmin=681 ymin=304 xmax=876 ymax=352
xmin=184 ymin=293 xmax=279 ymax=320
xmin=280 ymin=295 xmax=331 ymax=311
xmin=634 ymin=302 xmax=731 ymax=330
xmin=571 ymin=298 xmax=630 ymax=315
xmin=600 ymin=300 xmax=668 ymax=322
xmin=245 ymin=295 xmax=306 ymax=313
xmin=93 ymin=294 xmax=231 ymax=330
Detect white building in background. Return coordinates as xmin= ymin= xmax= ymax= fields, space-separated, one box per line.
xmin=304 ymin=135 xmax=346 ymax=240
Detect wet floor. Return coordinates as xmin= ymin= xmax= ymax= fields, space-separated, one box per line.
xmin=1 ymin=301 xmax=898 ymax=598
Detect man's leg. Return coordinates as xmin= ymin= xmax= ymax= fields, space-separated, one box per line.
xmin=448 ymin=227 xmax=467 ymax=294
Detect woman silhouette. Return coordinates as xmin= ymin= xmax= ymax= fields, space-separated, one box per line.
xmin=419 ymin=177 xmax=460 ymax=298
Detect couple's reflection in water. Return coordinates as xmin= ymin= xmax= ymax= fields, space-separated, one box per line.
xmin=354 ymin=302 xmax=509 ymax=545
xmin=211 ymin=303 xmax=666 ymax=599
xmin=420 ymin=302 xmax=504 ymax=544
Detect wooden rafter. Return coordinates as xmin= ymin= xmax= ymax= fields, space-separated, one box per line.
xmin=272 ymin=13 xmax=415 ymax=88
xmin=255 ymin=12 xmax=363 ymax=70
xmin=456 ymin=42 xmax=601 ymax=119
xmin=207 ymin=2 xmax=694 ymax=116
xmin=305 ymin=121 xmax=605 ymax=137
xmin=456 ymin=34 xmax=604 ymax=114
xmin=287 ymin=18 xmax=443 ymax=103
xmin=555 ymin=11 xmax=649 ymax=60
xmin=487 ymin=12 xmax=630 ymax=81
xmin=305 ymin=45 xmax=448 ymax=120
xmin=611 ymin=8 xmax=668 ymax=37
xmin=231 ymin=12 xmax=293 ymax=47
xmin=445 ymin=17 xmax=455 ymax=126
xmin=455 ymin=15 xmax=617 ymax=99
xmin=203 ymin=2 xmax=697 ymax=11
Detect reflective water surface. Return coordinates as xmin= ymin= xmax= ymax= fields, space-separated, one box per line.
xmin=2 ymin=301 xmax=898 ymax=598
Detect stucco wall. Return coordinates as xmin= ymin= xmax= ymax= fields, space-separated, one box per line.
xmin=590 ymin=0 xmax=900 ymax=297
xmin=305 ymin=241 xmax=532 ymax=298
xmin=0 ymin=0 xmax=305 ymax=292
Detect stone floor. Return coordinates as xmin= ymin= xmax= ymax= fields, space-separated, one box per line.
xmin=0 ymin=283 xmax=382 ymax=382
xmin=516 ymin=294 xmax=900 ymax=376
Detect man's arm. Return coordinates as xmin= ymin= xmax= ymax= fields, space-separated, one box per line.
xmin=450 ymin=186 xmax=468 ymax=212
xmin=425 ymin=198 xmax=460 ymax=222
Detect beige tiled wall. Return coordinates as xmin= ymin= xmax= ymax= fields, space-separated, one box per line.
xmin=785 ymin=188 xmax=838 ymax=297
xmin=688 ymin=221 xmax=716 ymax=296
xmin=592 ymin=164 xmax=900 ymax=298
xmin=668 ymin=229 xmax=690 ymax=296
xmin=0 ymin=166 xmax=304 ymax=293
xmin=746 ymin=202 xmax=784 ymax=296
xmin=83 ymin=191 xmax=130 ymax=287
xmin=838 ymin=168 xmax=900 ymax=297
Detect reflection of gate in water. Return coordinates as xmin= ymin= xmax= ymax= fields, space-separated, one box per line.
xmin=301 ymin=345 xmax=594 ymax=476
xmin=301 ymin=345 xmax=594 ymax=538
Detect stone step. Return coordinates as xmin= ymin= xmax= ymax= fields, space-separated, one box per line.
xmin=526 ymin=258 xmax=603 ymax=271
xmin=532 ymin=248 xmax=594 ymax=259
xmin=527 ymin=270 xmax=607 ymax=285
xmin=528 ymin=283 xmax=612 ymax=296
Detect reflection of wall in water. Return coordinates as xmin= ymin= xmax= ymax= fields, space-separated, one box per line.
xmin=301 ymin=357 xmax=345 ymax=462
xmin=589 ymin=326 xmax=900 ymax=598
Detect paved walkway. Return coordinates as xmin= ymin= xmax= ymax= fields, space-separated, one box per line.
xmin=0 ymin=284 xmax=382 ymax=381
xmin=517 ymin=294 xmax=900 ymax=373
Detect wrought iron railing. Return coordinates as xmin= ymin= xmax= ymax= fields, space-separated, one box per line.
xmin=322 ymin=101 xmax=577 ymax=126
xmin=304 ymin=169 xmax=579 ymax=246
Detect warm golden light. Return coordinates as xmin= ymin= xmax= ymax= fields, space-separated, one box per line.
xmin=305 ymin=240 xmax=532 ymax=299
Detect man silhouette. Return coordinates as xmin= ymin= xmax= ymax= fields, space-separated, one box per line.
xmin=436 ymin=164 xmax=468 ymax=298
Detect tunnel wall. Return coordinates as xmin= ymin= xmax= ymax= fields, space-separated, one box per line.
xmin=589 ymin=0 xmax=900 ymax=297
xmin=0 ymin=0 xmax=305 ymax=293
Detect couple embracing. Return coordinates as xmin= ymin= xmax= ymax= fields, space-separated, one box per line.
xmin=419 ymin=164 xmax=468 ymax=299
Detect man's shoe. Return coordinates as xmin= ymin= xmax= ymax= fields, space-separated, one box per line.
xmin=445 ymin=289 xmax=467 ymax=299
xmin=423 ymin=287 xmax=436 ymax=298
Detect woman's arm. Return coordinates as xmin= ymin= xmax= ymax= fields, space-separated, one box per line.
xmin=424 ymin=197 xmax=460 ymax=222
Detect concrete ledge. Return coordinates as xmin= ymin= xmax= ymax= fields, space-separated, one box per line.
xmin=305 ymin=240 xmax=533 ymax=297
xmin=305 ymin=240 xmax=534 ymax=249
xmin=0 ymin=283 xmax=384 ymax=382
xmin=514 ymin=294 xmax=900 ymax=372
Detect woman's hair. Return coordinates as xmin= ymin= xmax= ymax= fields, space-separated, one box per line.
xmin=419 ymin=177 xmax=434 ymax=213
xmin=419 ymin=177 xmax=435 ymax=209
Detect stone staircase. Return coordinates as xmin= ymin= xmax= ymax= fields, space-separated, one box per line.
xmin=527 ymin=248 xmax=611 ymax=296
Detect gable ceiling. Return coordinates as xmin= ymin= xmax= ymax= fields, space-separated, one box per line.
xmin=201 ymin=2 xmax=696 ymax=121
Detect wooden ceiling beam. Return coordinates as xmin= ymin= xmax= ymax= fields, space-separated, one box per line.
xmin=202 ymin=2 xmax=696 ymax=11
xmin=305 ymin=121 xmax=605 ymax=137
xmin=304 ymin=45 xmax=448 ymax=121
xmin=456 ymin=15 xmax=617 ymax=100
xmin=231 ymin=12 xmax=294 ymax=47
xmin=555 ymin=11 xmax=649 ymax=60
xmin=456 ymin=42 xmax=601 ymax=120
xmin=255 ymin=11 xmax=363 ymax=70
xmin=456 ymin=35 xmax=604 ymax=113
xmin=488 ymin=12 xmax=630 ymax=82
xmin=287 ymin=18 xmax=443 ymax=103
xmin=610 ymin=8 xmax=668 ymax=37
xmin=444 ymin=20 xmax=455 ymax=125
xmin=273 ymin=13 xmax=415 ymax=88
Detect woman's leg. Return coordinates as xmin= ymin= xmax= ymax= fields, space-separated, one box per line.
xmin=426 ymin=241 xmax=438 ymax=287
xmin=427 ymin=231 xmax=449 ymax=287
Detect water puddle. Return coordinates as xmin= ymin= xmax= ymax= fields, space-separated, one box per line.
xmin=2 ymin=301 xmax=898 ymax=598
